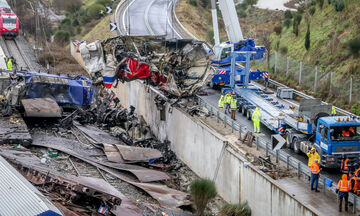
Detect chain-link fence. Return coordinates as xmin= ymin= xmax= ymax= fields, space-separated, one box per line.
xmin=254 ymin=51 xmax=360 ymax=106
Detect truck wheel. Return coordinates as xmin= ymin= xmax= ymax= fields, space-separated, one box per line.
xmin=242 ymin=106 xmax=247 ymax=116
xmin=286 ymin=133 xmax=292 ymax=149
xmin=293 ymin=137 xmax=300 ymax=154
xmin=238 ymin=104 xmax=243 ymax=113
xmin=247 ymin=110 xmax=251 ymax=120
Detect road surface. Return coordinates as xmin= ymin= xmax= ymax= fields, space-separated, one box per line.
xmin=118 ymin=0 xmax=183 ymax=38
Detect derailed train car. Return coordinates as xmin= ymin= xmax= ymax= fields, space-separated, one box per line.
xmin=79 ymin=36 xmax=214 ymax=97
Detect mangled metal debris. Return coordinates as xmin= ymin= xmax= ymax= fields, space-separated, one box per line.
xmin=0 ymin=148 xmax=142 ymax=216
xmin=78 ymin=36 xmax=214 ymax=97
xmin=21 ymin=98 xmax=62 ymax=118
xmin=31 ymin=134 xmax=170 ymax=183
xmin=0 ymin=113 xmax=32 ymax=146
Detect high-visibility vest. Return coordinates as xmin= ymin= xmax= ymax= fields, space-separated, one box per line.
xmin=225 ymin=95 xmax=232 ymax=104
xmin=331 ymin=106 xmax=336 ymax=115
xmin=7 ymin=59 xmax=12 ymax=71
xmin=337 ymin=180 xmax=350 ymax=192
xmin=355 ymin=168 xmax=360 ymax=176
xmin=341 ymin=158 xmax=349 ymax=171
xmin=342 ymin=130 xmax=350 ymax=137
xmin=252 ymin=111 xmax=261 ymax=121
xmin=230 ymin=99 xmax=237 ymax=109
xmin=310 ymin=162 xmax=320 ymax=174
xmin=218 ymin=96 xmax=224 ymax=108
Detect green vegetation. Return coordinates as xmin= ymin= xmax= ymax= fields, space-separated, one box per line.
xmin=268 ymin=0 xmax=360 ymax=110
xmin=219 ymin=202 xmax=252 ymax=216
xmin=189 ymin=179 xmax=217 ymax=216
xmin=53 ymin=0 xmax=117 ymax=44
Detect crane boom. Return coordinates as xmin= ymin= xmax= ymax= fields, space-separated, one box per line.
xmin=218 ymin=0 xmax=243 ymax=43
xmin=211 ymin=0 xmax=220 ymax=45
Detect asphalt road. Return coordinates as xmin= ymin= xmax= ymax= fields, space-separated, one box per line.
xmin=119 ymin=0 xmax=182 ymax=38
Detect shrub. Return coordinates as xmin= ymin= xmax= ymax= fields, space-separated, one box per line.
xmin=317 ymin=0 xmax=324 ymax=8
xmin=309 ymin=6 xmax=316 ymax=15
xmin=293 ymin=21 xmax=299 ymax=36
xmin=200 ymin=0 xmax=210 ymax=8
xmin=206 ymin=30 xmax=214 ymax=44
xmin=187 ymin=0 xmax=198 ymax=6
xmin=96 ymin=0 xmax=112 ymax=6
xmin=238 ymin=10 xmax=247 ymax=18
xmin=280 ymin=46 xmax=288 ymax=55
xmin=284 ymin=10 xmax=292 ymax=19
xmin=310 ymin=0 xmax=317 ymax=6
xmin=190 ymin=179 xmax=217 ymax=216
xmin=244 ymin=0 xmax=258 ymax=7
xmin=333 ymin=0 xmax=345 ymax=11
xmin=283 ymin=18 xmax=291 ymax=28
xmin=351 ymin=104 xmax=360 ymax=115
xmin=305 ymin=25 xmax=311 ymax=50
xmin=294 ymin=13 xmax=302 ymax=24
xmin=219 ymin=202 xmax=251 ymax=216
xmin=347 ymin=38 xmax=360 ymax=57
xmin=54 ymin=30 xmax=70 ymax=44
xmin=273 ymin=26 xmax=282 ymax=35
xmin=87 ymin=3 xmax=105 ymax=19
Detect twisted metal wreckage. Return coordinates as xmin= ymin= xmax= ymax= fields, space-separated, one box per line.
xmin=0 ymin=36 xmax=216 ymax=215
xmin=79 ymin=36 xmax=214 ymax=97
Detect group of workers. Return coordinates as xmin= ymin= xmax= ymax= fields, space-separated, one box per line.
xmin=4 ymin=54 xmax=14 ymax=71
xmin=218 ymin=92 xmax=262 ymax=133
xmin=307 ymin=148 xmax=360 ymax=212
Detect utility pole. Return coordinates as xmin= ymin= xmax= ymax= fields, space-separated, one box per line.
xmin=34 ymin=0 xmax=41 ymax=57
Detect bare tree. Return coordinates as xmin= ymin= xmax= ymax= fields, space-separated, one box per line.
xmin=261 ymin=34 xmax=272 ymax=69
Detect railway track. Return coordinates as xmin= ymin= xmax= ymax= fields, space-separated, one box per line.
xmin=0 ymin=37 xmax=33 ymax=71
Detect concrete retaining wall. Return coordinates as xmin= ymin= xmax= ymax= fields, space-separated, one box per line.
xmin=112 ymin=81 xmax=318 ymax=216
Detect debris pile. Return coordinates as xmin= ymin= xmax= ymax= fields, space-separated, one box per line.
xmin=78 ymin=36 xmax=214 ymax=97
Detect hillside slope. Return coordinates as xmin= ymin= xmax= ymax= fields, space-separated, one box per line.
xmin=269 ymin=0 xmax=360 ymax=111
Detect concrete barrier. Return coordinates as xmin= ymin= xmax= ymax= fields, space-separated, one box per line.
xmin=112 ymin=80 xmax=318 ymax=216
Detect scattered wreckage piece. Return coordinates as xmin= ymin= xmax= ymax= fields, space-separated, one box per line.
xmin=31 ymin=134 xmax=170 ymax=182
xmin=0 ymin=113 xmax=32 ymax=146
xmin=0 ymin=155 xmax=63 ymax=216
xmin=0 ymin=149 xmax=142 ymax=216
xmin=79 ymin=36 xmax=214 ymax=97
xmin=21 ymin=98 xmax=62 ymax=118
xmin=74 ymin=123 xmax=162 ymax=163
xmin=4 ymin=70 xmax=94 ymax=107
xmin=28 ymin=137 xmax=189 ymax=208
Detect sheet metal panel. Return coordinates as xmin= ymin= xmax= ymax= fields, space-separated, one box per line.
xmin=0 ymin=156 xmax=63 ymax=216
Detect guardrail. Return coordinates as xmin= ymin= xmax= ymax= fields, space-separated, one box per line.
xmin=194 ymin=95 xmax=360 ymax=212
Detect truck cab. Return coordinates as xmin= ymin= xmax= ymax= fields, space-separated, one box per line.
xmin=316 ymin=116 xmax=360 ymax=168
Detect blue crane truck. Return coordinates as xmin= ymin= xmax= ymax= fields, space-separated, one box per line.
xmin=223 ymin=51 xmax=360 ymax=169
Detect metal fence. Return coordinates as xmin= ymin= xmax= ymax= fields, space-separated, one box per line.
xmin=195 ymin=95 xmax=360 ymax=212
xmin=257 ymin=52 xmax=360 ymax=106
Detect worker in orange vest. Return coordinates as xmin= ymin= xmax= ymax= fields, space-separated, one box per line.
xmin=350 ymin=173 xmax=360 ymax=195
xmin=310 ymin=159 xmax=321 ymax=192
xmin=336 ymin=174 xmax=351 ymax=212
xmin=340 ymin=155 xmax=350 ymax=174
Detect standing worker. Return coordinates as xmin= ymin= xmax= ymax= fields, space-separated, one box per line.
xmin=310 ymin=159 xmax=321 ymax=192
xmin=4 ymin=53 xmax=9 ymax=64
xmin=6 ymin=57 xmax=12 ymax=71
xmin=218 ymin=94 xmax=225 ymax=112
xmin=230 ymin=95 xmax=237 ymax=120
xmin=341 ymin=155 xmax=350 ymax=174
xmin=336 ymin=174 xmax=350 ymax=212
xmin=99 ymin=9 xmax=104 ymax=17
xmin=224 ymin=92 xmax=232 ymax=114
xmin=251 ymin=107 xmax=261 ymax=133
xmin=306 ymin=147 xmax=320 ymax=167
xmin=331 ymin=106 xmax=337 ymax=116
